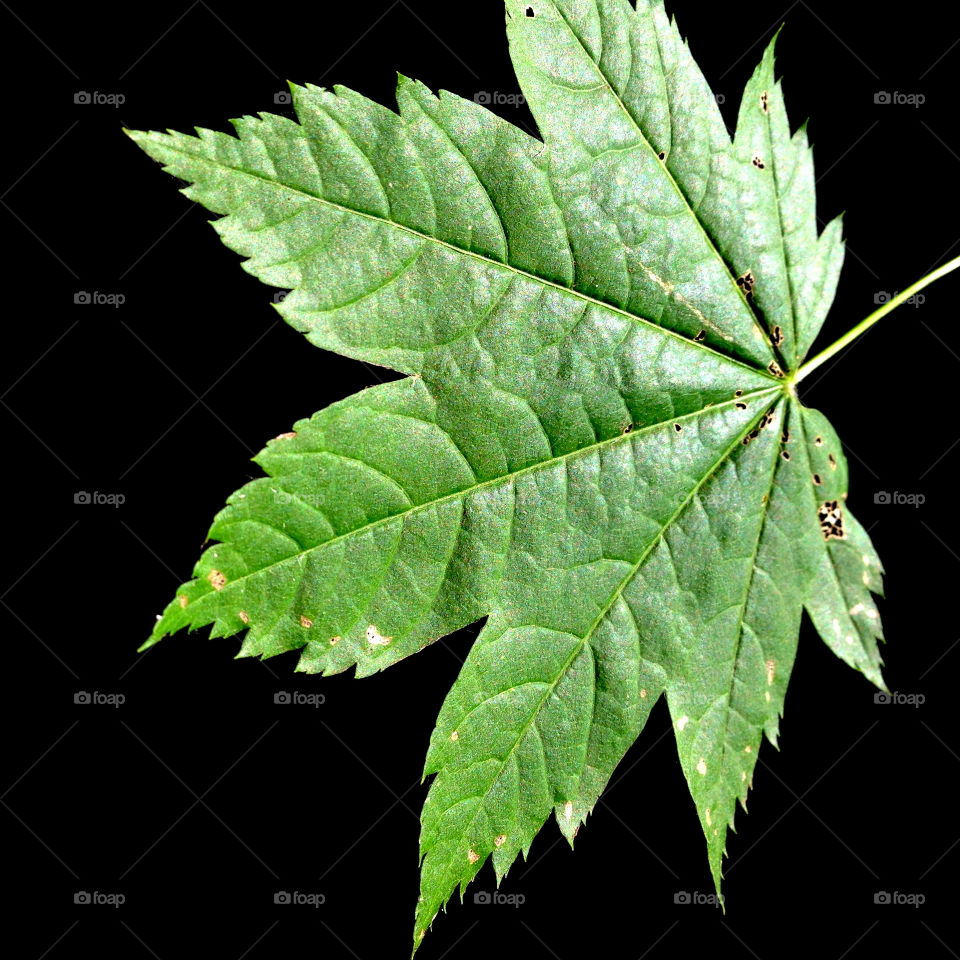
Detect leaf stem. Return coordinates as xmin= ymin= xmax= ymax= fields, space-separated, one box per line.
xmin=794 ymin=254 xmax=960 ymax=383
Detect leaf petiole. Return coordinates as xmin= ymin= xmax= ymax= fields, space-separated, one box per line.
xmin=794 ymin=253 xmax=960 ymax=383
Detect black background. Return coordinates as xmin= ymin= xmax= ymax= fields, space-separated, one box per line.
xmin=2 ymin=1 xmax=958 ymax=957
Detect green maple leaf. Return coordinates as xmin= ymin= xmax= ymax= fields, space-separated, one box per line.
xmin=127 ymin=0 xmax=958 ymax=948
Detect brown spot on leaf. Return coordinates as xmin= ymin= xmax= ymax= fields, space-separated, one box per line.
xmin=177 ymin=595 xmax=189 ymax=609
xmin=239 ymin=610 xmax=250 ymax=624
xmin=494 ymin=834 xmax=507 ymax=847
xmin=767 ymin=362 xmax=784 ymax=378
xmin=274 ymin=432 xmax=297 ymax=441
xmin=736 ymin=271 xmax=756 ymax=297
xmin=818 ymin=499 xmax=846 ymax=540
xmin=208 ymin=570 xmax=227 ymax=591
xmin=299 ymin=615 xmax=313 ymax=629
xmin=467 ymin=849 xmax=480 ymax=864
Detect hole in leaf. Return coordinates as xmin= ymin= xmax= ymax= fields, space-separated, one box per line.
xmin=525 ymin=4 xmax=535 ymax=15
xmin=828 ymin=453 xmax=837 ymax=469
xmin=735 ymin=402 xmax=747 ymax=411
xmin=760 ymin=91 xmax=769 ymax=113
xmin=818 ymin=499 xmax=845 ymax=540
xmin=674 ymin=423 xmax=683 ymax=432
xmin=768 ymin=362 xmax=784 ymax=378
xmin=812 ymin=474 xmax=822 ymax=486
xmin=753 ymin=155 xmax=766 ymax=169
xmin=736 ymin=271 xmax=756 ymax=297
xmin=772 ymin=325 xmax=784 ymax=347
xmin=693 ymin=329 xmax=706 ymax=342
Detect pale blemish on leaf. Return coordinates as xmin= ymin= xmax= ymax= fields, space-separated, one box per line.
xmin=696 ymin=758 xmax=708 ymax=775
xmin=366 ymin=625 xmax=392 ymax=646
xmin=299 ymin=615 xmax=313 ymax=628
xmin=207 ymin=569 xmax=227 ymax=591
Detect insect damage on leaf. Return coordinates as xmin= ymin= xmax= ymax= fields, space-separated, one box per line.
xmin=128 ymin=0 xmax=901 ymax=949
